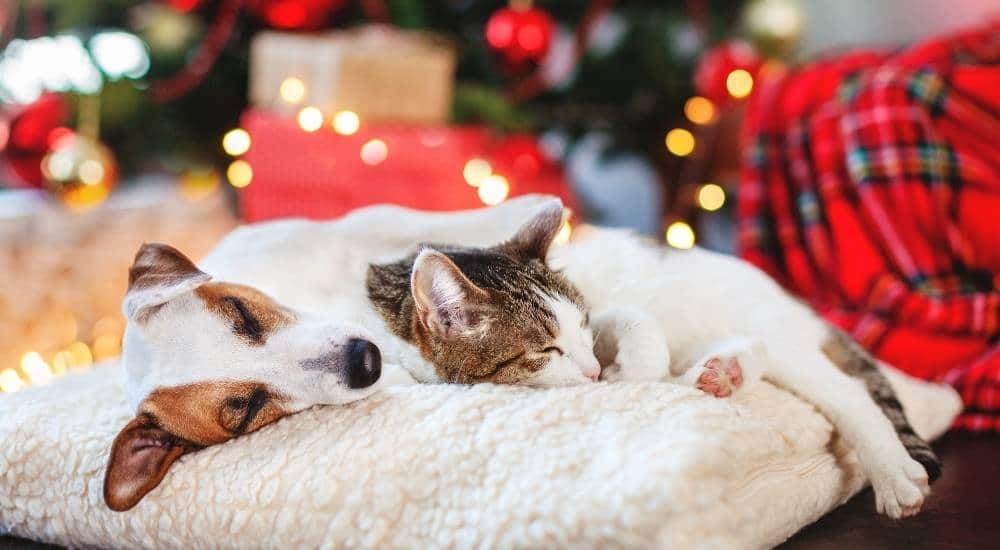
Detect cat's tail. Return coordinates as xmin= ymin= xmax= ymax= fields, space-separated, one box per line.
xmin=822 ymin=328 xmax=942 ymax=483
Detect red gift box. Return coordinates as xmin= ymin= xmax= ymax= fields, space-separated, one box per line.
xmin=238 ymin=109 xmax=576 ymax=222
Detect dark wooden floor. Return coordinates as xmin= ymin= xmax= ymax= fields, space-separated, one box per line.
xmin=780 ymin=432 xmax=1000 ymax=549
xmin=2 ymin=433 xmax=997 ymax=549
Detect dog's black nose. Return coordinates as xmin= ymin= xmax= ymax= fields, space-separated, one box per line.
xmin=345 ymin=338 xmax=381 ymax=389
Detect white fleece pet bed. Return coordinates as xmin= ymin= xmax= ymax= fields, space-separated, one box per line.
xmin=1 ymin=362 xmax=959 ymax=549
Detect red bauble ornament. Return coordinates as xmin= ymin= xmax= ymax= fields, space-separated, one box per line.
xmin=165 ymin=0 xmax=204 ymax=12
xmin=486 ymin=5 xmax=555 ymax=68
xmin=1 ymin=93 xmax=68 ymax=189
xmin=247 ymin=0 xmax=346 ymax=30
xmin=490 ymin=135 xmax=554 ymax=180
xmin=693 ymin=41 xmax=764 ymax=105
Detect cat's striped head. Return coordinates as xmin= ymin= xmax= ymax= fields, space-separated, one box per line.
xmin=406 ymin=203 xmax=600 ymax=386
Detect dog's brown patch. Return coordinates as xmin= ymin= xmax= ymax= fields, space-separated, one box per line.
xmin=141 ymin=381 xmax=290 ymax=446
xmin=195 ymin=283 xmax=295 ymax=345
xmin=104 ymin=381 xmax=290 ymax=511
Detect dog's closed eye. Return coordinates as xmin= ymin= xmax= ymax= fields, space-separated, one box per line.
xmin=219 ymin=388 xmax=269 ymax=435
xmin=222 ymin=296 xmax=264 ymax=344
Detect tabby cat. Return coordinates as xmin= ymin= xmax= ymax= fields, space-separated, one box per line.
xmin=367 ymin=200 xmax=938 ymax=518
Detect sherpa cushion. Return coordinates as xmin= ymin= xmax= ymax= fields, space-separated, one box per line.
xmin=1 ymin=362 xmax=959 ymax=549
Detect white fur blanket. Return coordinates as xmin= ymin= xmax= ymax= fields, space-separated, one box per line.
xmin=0 ymin=362 xmax=959 ymax=549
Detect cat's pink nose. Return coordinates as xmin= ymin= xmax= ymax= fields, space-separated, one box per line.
xmin=577 ymin=357 xmax=601 ymax=382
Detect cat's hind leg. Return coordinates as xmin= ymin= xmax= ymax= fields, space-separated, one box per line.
xmin=672 ymin=336 xmax=766 ymax=398
xmin=765 ymin=346 xmax=930 ymax=518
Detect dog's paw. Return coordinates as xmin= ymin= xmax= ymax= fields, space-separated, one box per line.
xmin=871 ymin=456 xmax=930 ymax=519
xmin=694 ymin=357 xmax=744 ymax=398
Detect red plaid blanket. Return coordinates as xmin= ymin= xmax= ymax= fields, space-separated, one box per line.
xmin=738 ymin=22 xmax=1000 ymax=431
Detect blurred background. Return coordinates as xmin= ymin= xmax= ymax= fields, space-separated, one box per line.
xmin=0 ymin=0 xmax=997 ymax=413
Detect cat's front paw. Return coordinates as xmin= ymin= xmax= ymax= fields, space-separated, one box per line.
xmin=600 ymin=346 xmax=668 ymax=383
xmin=695 ymin=357 xmax=744 ymax=398
xmin=872 ymin=455 xmax=930 ymax=518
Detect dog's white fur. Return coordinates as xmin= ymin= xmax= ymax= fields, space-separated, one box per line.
xmin=126 ymin=195 xmax=928 ymax=518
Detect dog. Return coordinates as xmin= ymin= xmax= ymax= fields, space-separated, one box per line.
xmin=105 ymin=196 xmax=558 ymax=511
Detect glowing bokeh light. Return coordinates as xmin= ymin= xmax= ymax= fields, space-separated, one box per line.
xmin=726 ymin=69 xmax=754 ymax=98
xmin=332 ymin=110 xmax=360 ymax=135
xmin=20 ymin=351 xmax=53 ymax=385
xmin=697 ymin=183 xmax=726 ymax=211
xmin=78 ymin=159 xmax=105 ymax=186
xmin=279 ymin=77 xmax=306 ymax=103
xmin=478 ymin=174 xmax=510 ymax=205
xmin=222 ymin=128 xmax=251 ymax=156
xmin=68 ymin=341 xmax=93 ymax=367
xmin=360 ymin=139 xmax=388 ymax=165
xmin=665 ymin=221 xmax=696 ymax=249
xmin=89 ymin=31 xmax=150 ymax=80
xmin=0 ymin=368 xmax=25 ymax=393
xmin=297 ymin=106 xmax=323 ymax=132
xmin=684 ymin=96 xmax=716 ymax=125
xmin=463 ymin=158 xmax=492 ymax=187
xmin=227 ymin=160 xmax=253 ymax=188
xmin=665 ymin=128 xmax=696 ymax=157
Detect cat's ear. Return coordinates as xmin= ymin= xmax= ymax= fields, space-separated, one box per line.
xmin=411 ymin=249 xmax=488 ymax=339
xmin=504 ymin=199 xmax=566 ymax=262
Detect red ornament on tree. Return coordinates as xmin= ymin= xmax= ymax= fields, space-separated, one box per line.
xmin=490 ymin=135 xmax=554 ymax=180
xmin=486 ymin=2 xmax=555 ymax=69
xmin=247 ymin=0 xmax=346 ymax=30
xmin=165 ymin=0 xmax=204 ymax=12
xmin=693 ymin=40 xmax=764 ymax=105
xmin=1 ymin=93 xmax=68 ymax=189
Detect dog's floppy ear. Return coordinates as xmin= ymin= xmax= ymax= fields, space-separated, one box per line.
xmin=103 ymin=413 xmax=199 ymax=511
xmin=123 ymin=243 xmax=210 ymax=321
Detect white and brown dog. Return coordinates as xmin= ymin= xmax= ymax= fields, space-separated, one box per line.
xmin=105 ymin=196 xmax=557 ymax=511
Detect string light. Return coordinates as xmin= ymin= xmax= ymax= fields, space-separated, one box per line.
xmin=297 ymin=106 xmax=323 ymax=132
xmin=684 ymin=96 xmax=716 ymax=125
xmin=726 ymin=69 xmax=754 ymax=98
xmin=332 ymin=110 xmax=361 ymax=135
xmin=51 ymin=351 xmax=74 ymax=375
xmin=179 ymin=167 xmax=221 ymax=200
xmin=555 ymin=220 xmax=572 ymax=244
xmin=78 ymin=160 xmax=105 ymax=185
xmin=222 ymin=128 xmax=251 ymax=156
xmin=478 ymin=174 xmax=510 ymax=205
xmin=665 ymin=128 xmax=696 ymax=157
xmin=93 ymin=334 xmax=120 ymax=361
xmin=463 ymin=158 xmax=492 ymax=187
xmin=360 ymin=139 xmax=388 ymax=165
xmin=0 ymin=368 xmax=24 ymax=393
xmin=665 ymin=221 xmax=696 ymax=249
xmin=227 ymin=160 xmax=253 ymax=188
xmin=697 ymin=183 xmax=726 ymax=211
xmin=279 ymin=77 xmax=306 ymax=104
xmin=67 ymin=341 xmax=93 ymax=368
xmin=20 ymin=351 xmax=53 ymax=385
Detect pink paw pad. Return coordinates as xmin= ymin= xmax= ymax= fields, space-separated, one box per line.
xmin=696 ymin=357 xmax=743 ymax=398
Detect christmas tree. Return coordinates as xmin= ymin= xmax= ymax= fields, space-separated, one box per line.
xmin=0 ymin=0 xmax=804 ymax=235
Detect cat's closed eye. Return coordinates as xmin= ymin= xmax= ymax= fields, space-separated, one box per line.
xmin=496 ymin=352 xmax=525 ymax=370
xmin=542 ymin=346 xmax=564 ymax=356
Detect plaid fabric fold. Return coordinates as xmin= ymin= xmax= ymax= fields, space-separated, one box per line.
xmin=738 ymin=21 xmax=1000 ymax=431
